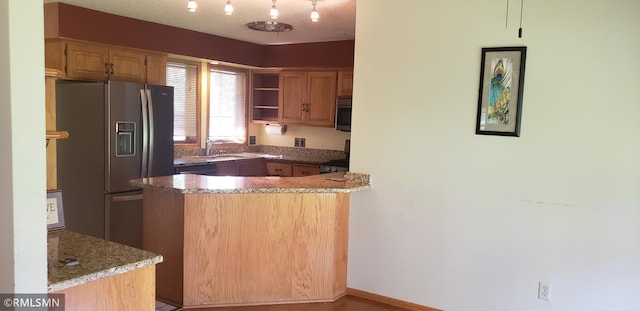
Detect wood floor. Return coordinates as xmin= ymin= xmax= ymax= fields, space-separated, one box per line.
xmin=179 ymin=295 xmax=411 ymax=311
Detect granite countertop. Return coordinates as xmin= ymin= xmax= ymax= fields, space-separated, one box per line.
xmin=173 ymin=152 xmax=329 ymax=167
xmin=47 ymin=230 xmax=163 ymax=292
xmin=131 ymin=172 xmax=371 ymax=194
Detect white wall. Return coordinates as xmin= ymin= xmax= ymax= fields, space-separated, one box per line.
xmin=0 ymin=0 xmax=47 ymax=293
xmin=348 ymin=1 xmax=640 ymax=310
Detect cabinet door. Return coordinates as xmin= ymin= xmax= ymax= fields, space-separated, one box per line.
xmin=266 ymin=162 xmax=292 ymax=177
xmin=146 ymin=53 xmax=167 ymax=85
xmin=109 ymin=47 xmax=146 ymax=83
xmin=306 ymin=71 xmax=337 ymax=127
xmin=292 ymin=165 xmax=320 ymax=177
xmin=337 ymin=70 xmax=353 ymax=97
xmin=279 ymin=72 xmax=307 ymax=124
xmin=65 ymin=41 xmax=109 ymax=81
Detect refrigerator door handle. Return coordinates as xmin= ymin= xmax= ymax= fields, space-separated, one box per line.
xmin=111 ymin=194 xmax=144 ymax=202
xmin=140 ymin=89 xmax=149 ymax=178
xmin=146 ymin=89 xmax=155 ymax=177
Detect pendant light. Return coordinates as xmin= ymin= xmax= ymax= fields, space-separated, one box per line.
xmin=310 ymin=0 xmax=319 ymax=22
xmin=269 ymin=0 xmax=279 ymax=19
xmin=187 ymin=0 xmax=197 ymax=12
xmin=224 ymin=0 xmax=234 ymax=15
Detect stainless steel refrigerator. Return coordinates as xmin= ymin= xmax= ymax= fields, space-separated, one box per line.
xmin=56 ymin=80 xmax=173 ymax=248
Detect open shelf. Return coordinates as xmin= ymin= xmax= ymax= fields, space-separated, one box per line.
xmin=252 ymin=72 xmax=280 ymax=123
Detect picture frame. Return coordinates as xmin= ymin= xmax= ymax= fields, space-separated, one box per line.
xmin=475 ymin=46 xmax=527 ymax=136
xmin=47 ymin=190 xmax=65 ymax=231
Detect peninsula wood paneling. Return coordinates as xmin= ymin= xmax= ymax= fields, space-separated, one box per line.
xmin=177 ymin=192 xmax=349 ymax=307
xmin=142 ymin=188 xmax=185 ymax=306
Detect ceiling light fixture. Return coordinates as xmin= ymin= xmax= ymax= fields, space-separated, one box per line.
xmin=269 ymin=0 xmax=279 ymax=19
xmin=187 ymin=0 xmax=197 ymax=12
xmin=246 ymin=21 xmax=293 ymax=33
xmin=310 ymin=0 xmax=319 ymax=22
xmin=224 ymin=0 xmax=234 ymax=15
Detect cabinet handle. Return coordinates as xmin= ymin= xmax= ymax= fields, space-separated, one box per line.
xmin=104 ymin=63 xmax=110 ymax=74
xmin=110 ymin=63 xmax=115 ymax=75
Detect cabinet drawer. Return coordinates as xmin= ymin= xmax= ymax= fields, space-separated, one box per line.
xmin=267 ymin=163 xmax=292 ymax=177
xmin=292 ymin=165 xmax=320 ymax=177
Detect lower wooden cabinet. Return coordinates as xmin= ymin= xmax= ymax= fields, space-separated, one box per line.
xmin=267 ymin=162 xmax=320 ymax=177
xmin=292 ymin=164 xmax=321 ymax=177
xmin=266 ymin=162 xmax=293 ymax=176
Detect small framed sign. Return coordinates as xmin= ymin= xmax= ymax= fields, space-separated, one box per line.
xmin=47 ymin=190 xmax=65 ymax=231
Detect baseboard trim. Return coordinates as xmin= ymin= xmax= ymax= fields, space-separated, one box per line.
xmin=346 ymin=288 xmax=442 ymax=311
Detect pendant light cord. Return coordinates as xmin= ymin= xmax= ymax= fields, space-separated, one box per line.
xmin=518 ymin=0 xmax=524 ymax=38
xmin=505 ymin=0 xmax=509 ymax=28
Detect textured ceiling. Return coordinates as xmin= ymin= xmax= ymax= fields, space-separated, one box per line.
xmin=43 ymin=0 xmax=356 ymax=45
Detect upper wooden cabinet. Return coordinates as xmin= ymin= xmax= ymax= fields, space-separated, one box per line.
xmin=337 ymin=70 xmax=353 ymax=97
xmin=145 ymin=53 xmax=168 ymax=85
xmin=45 ymin=39 xmax=166 ymax=84
xmin=279 ymin=71 xmax=337 ymax=127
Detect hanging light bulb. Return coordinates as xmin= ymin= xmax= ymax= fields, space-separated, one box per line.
xmin=224 ymin=0 xmax=234 ymax=15
xmin=310 ymin=1 xmax=319 ymax=22
xmin=269 ymin=0 xmax=279 ymax=19
xmin=187 ymin=0 xmax=197 ymax=12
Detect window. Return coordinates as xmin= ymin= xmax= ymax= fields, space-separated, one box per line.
xmin=208 ymin=66 xmax=247 ymax=144
xmin=166 ymin=61 xmax=199 ymax=143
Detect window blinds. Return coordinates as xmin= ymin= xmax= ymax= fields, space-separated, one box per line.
xmin=208 ymin=68 xmax=247 ymax=144
xmin=166 ymin=62 xmax=198 ymax=142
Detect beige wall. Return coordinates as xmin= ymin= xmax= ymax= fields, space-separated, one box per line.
xmin=348 ymin=0 xmax=640 ymax=310
xmin=0 ymin=0 xmax=47 ymax=293
xmin=249 ymin=123 xmax=351 ymax=151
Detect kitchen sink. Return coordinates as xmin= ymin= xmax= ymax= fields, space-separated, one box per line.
xmin=188 ymin=155 xmax=246 ymax=162
xmin=177 ymin=153 xmax=283 ymax=165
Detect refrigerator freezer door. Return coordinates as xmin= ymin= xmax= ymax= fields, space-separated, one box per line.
xmin=56 ymin=81 xmax=106 ymax=239
xmin=147 ymin=85 xmax=174 ymax=177
xmin=106 ymin=81 xmax=145 ymax=193
xmin=105 ymin=191 xmax=143 ymax=249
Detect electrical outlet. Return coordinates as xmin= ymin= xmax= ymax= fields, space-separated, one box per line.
xmin=294 ymin=137 xmax=300 ymax=147
xmin=249 ymin=136 xmax=256 ymax=145
xmin=300 ymin=138 xmax=306 ymax=148
xmin=538 ymin=282 xmax=551 ymax=301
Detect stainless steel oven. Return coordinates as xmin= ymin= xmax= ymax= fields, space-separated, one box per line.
xmin=335 ymin=97 xmax=352 ymax=132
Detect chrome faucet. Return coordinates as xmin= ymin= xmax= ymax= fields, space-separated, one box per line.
xmin=205 ymin=139 xmax=226 ymax=156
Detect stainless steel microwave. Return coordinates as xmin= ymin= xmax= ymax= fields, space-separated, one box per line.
xmin=335 ymin=97 xmax=352 ymax=132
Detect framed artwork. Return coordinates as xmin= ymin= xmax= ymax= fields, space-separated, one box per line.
xmin=475 ymin=46 xmax=527 ymax=136
xmin=47 ymin=190 xmax=65 ymax=231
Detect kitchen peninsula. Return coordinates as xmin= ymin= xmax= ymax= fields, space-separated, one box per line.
xmin=132 ymin=172 xmax=370 ymax=308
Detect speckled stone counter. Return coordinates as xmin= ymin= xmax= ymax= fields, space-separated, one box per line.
xmin=131 ymin=171 xmax=371 ymax=194
xmin=47 ymin=230 xmax=163 ymax=292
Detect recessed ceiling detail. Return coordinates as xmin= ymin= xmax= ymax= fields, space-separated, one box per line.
xmin=43 ymin=0 xmax=356 ymax=45
xmin=246 ymin=21 xmax=293 ymax=32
